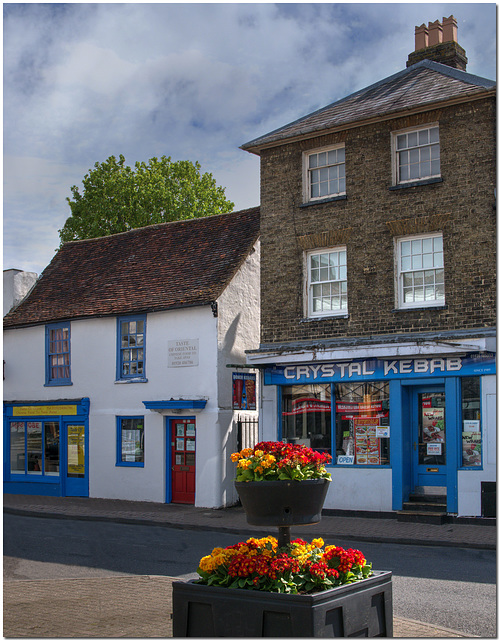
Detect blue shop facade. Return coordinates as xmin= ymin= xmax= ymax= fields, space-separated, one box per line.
xmin=249 ymin=341 xmax=496 ymax=518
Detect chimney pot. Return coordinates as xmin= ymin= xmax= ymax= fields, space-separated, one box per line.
xmin=442 ymin=15 xmax=458 ymax=43
xmin=428 ymin=20 xmax=443 ymax=46
xmin=415 ymin=24 xmax=429 ymax=50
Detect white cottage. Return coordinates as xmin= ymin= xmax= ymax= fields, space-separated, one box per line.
xmin=3 ymin=207 xmax=260 ymax=508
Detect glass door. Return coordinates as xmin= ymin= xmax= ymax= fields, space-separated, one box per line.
xmin=412 ymin=388 xmax=447 ymax=489
xmin=64 ymin=422 xmax=88 ymax=496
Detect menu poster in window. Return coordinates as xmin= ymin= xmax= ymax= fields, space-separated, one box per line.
xmin=232 ymin=373 xmax=256 ymax=410
xmin=422 ymin=408 xmax=445 ymax=443
xmin=354 ymin=417 xmax=380 ymax=465
xmin=462 ymin=431 xmax=482 ymax=466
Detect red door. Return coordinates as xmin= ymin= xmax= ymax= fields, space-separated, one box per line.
xmin=171 ymin=419 xmax=196 ymax=504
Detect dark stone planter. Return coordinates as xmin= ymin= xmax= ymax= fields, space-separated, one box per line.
xmin=172 ymin=571 xmax=393 ymax=637
xmin=235 ymin=479 xmax=330 ymax=526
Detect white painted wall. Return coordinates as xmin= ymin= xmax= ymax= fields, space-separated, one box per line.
xmin=326 ymin=468 xmax=393 ymax=511
xmin=3 ymin=269 xmax=38 ymax=317
xmin=457 ymin=374 xmax=496 ymax=517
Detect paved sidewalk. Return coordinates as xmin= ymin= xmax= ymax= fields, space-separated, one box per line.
xmin=4 ymin=493 xmax=493 ymax=638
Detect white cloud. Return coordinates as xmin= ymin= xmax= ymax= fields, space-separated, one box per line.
xmin=3 ymin=2 xmax=496 ymax=274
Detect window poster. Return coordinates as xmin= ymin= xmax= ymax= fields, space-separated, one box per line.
xmin=176 ymin=424 xmax=185 ymax=437
xmin=186 ymin=439 xmax=195 ymax=451
xmin=67 ymin=425 xmax=85 ymax=474
xmin=232 ymin=373 xmax=256 ymax=410
xmin=462 ymin=431 xmax=482 ymax=466
xmin=354 ymin=418 xmax=380 ymax=465
xmin=186 ymin=423 xmax=196 ymax=436
xmin=176 ymin=438 xmax=184 ymax=451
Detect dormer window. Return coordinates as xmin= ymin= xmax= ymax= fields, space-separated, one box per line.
xmin=304 ymin=145 xmax=345 ymax=202
xmin=393 ymin=125 xmax=440 ymax=185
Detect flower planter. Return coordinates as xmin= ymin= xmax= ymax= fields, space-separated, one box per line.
xmin=172 ymin=570 xmax=393 ymax=637
xmin=235 ymin=478 xmax=329 ymax=526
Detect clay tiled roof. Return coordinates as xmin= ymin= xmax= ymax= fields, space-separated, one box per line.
xmin=4 ymin=207 xmax=260 ymax=328
xmin=241 ymin=60 xmax=495 ymax=153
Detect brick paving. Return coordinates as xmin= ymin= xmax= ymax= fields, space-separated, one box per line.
xmin=4 ymin=493 xmax=492 ymax=637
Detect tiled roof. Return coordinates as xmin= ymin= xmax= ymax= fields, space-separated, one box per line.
xmin=241 ymin=60 xmax=496 ymax=153
xmin=4 ymin=207 xmax=260 ymax=328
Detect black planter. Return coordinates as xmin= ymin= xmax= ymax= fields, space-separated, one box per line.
xmin=172 ymin=571 xmax=393 ymax=637
xmin=235 ymin=479 xmax=330 ymax=526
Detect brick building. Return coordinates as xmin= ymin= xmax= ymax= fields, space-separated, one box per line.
xmin=243 ymin=17 xmax=496 ymax=519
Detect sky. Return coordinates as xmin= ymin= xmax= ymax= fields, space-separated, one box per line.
xmin=3 ymin=2 xmax=496 ymax=275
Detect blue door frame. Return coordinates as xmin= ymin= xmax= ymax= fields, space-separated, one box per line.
xmin=391 ymin=378 xmax=458 ymax=513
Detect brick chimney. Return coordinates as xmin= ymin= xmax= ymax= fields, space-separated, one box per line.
xmin=407 ymin=16 xmax=468 ymax=71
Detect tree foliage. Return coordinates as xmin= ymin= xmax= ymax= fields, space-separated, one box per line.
xmin=59 ymin=154 xmax=234 ymax=244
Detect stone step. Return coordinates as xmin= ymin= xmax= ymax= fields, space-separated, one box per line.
xmin=402 ymin=500 xmax=447 ymax=513
xmin=396 ymin=510 xmax=449 ymax=525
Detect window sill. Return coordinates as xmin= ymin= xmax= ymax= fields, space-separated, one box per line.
xmin=300 ymin=194 xmax=347 ymax=208
xmin=116 ymin=462 xmax=145 ymax=468
xmin=392 ymin=304 xmax=447 ymax=313
xmin=389 ymin=177 xmax=443 ymax=191
xmin=44 ymin=381 xmax=73 ymax=387
xmin=115 ymin=378 xmax=148 ymax=384
xmin=300 ymin=314 xmax=349 ymax=323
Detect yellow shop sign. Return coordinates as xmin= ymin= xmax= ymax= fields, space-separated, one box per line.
xmin=13 ymin=405 xmax=77 ymax=417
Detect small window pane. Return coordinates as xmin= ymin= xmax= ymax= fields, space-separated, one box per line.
xmin=418 ymin=129 xmax=429 ymax=145
xmin=318 ymin=152 xmax=327 ymax=166
xmin=408 ymin=132 xmax=418 ymax=147
xmin=337 ymin=147 xmax=345 ymax=163
xmin=327 ymin=150 xmax=337 ymax=164
xmin=397 ymin=134 xmax=407 ymax=149
xmin=309 ymin=154 xmax=318 ymax=169
xmin=430 ymin=127 xmax=439 ymax=142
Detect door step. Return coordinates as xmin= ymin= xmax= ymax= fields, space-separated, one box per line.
xmin=397 ymin=492 xmax=448 ymax=524
xmin=396 ymin=510 xmax=449 ymax=524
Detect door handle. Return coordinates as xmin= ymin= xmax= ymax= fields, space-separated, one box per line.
xmin=413 ymin=442 xmax=417 ymax=451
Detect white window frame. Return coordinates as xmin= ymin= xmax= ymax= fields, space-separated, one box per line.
xmin=306 ymin=247 xmax=348 ymax=318
xmin=395 ymin=232 xmax=445 ymax=309
xmin=303 ymin=144 xmax=346 ymax=203
xmin=391 ymin=124 xmax=440 ymax=185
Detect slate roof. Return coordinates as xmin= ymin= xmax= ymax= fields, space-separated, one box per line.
xmin=4 ymin=207 xmax=260 ymax=328
xmin=241 ymin=60 xmax=496 ymax=153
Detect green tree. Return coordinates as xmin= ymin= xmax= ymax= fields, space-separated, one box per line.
xmin=59 ymin=154 xmax=234 ymax=243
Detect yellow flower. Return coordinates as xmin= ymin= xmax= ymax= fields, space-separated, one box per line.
xmin=312 ymin=538 xmax=324 ymax=549
xmin=241 ymin=448 xmax=254 ymax=457
xmin=254 ymin=449 xmax=264 ymax=457
xmin=230 ymin=452 xmax=241 ymax=462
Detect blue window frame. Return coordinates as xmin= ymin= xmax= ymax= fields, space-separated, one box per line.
xmin=45 ymin=322 xmax=71 ymax=386
xmin=116 ymin=417 xmax=145 ymax=467
xmin=117 ymin=315 xmax=146 ymax=381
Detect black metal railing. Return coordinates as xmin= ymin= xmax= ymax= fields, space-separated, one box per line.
xmin=236 ymin=415 xmax=259 ymax=451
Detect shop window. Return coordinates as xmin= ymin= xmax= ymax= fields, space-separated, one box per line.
xmin=45 ymin=322 xmax=71 ymax=385
xmin=307 ymin=247 xmax=347 ymax=317
xmin=117 ymin=315 xmax=146 ymax=381
xmin=281 ymin=385 xmax=331 ymax=455
xmin=117 ymin=417 xmax=145 ymax=466
xmin=335 ymin=382 xmax=390 ymax=466
xmin=396 ymin=233 xmax=445 ymax=308
xmin=461 ymin=377 xmax=482 ymax=467
xmin=10 ymin=420 xmax=60 ymax=476
xmin=304 ymin=145 xmax=346 ymax=202
xmin=392 ymin=124 xmax=440 ymax=184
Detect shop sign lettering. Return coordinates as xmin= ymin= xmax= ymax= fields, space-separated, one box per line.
xmin=265 ymin=353 xmax=495 ymax=385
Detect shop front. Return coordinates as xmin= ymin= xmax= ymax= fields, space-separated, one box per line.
xmin=3 ymin=399 xmax=90 ymax=497
xmin=258 ymin=351 xmax=495 ymax=516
